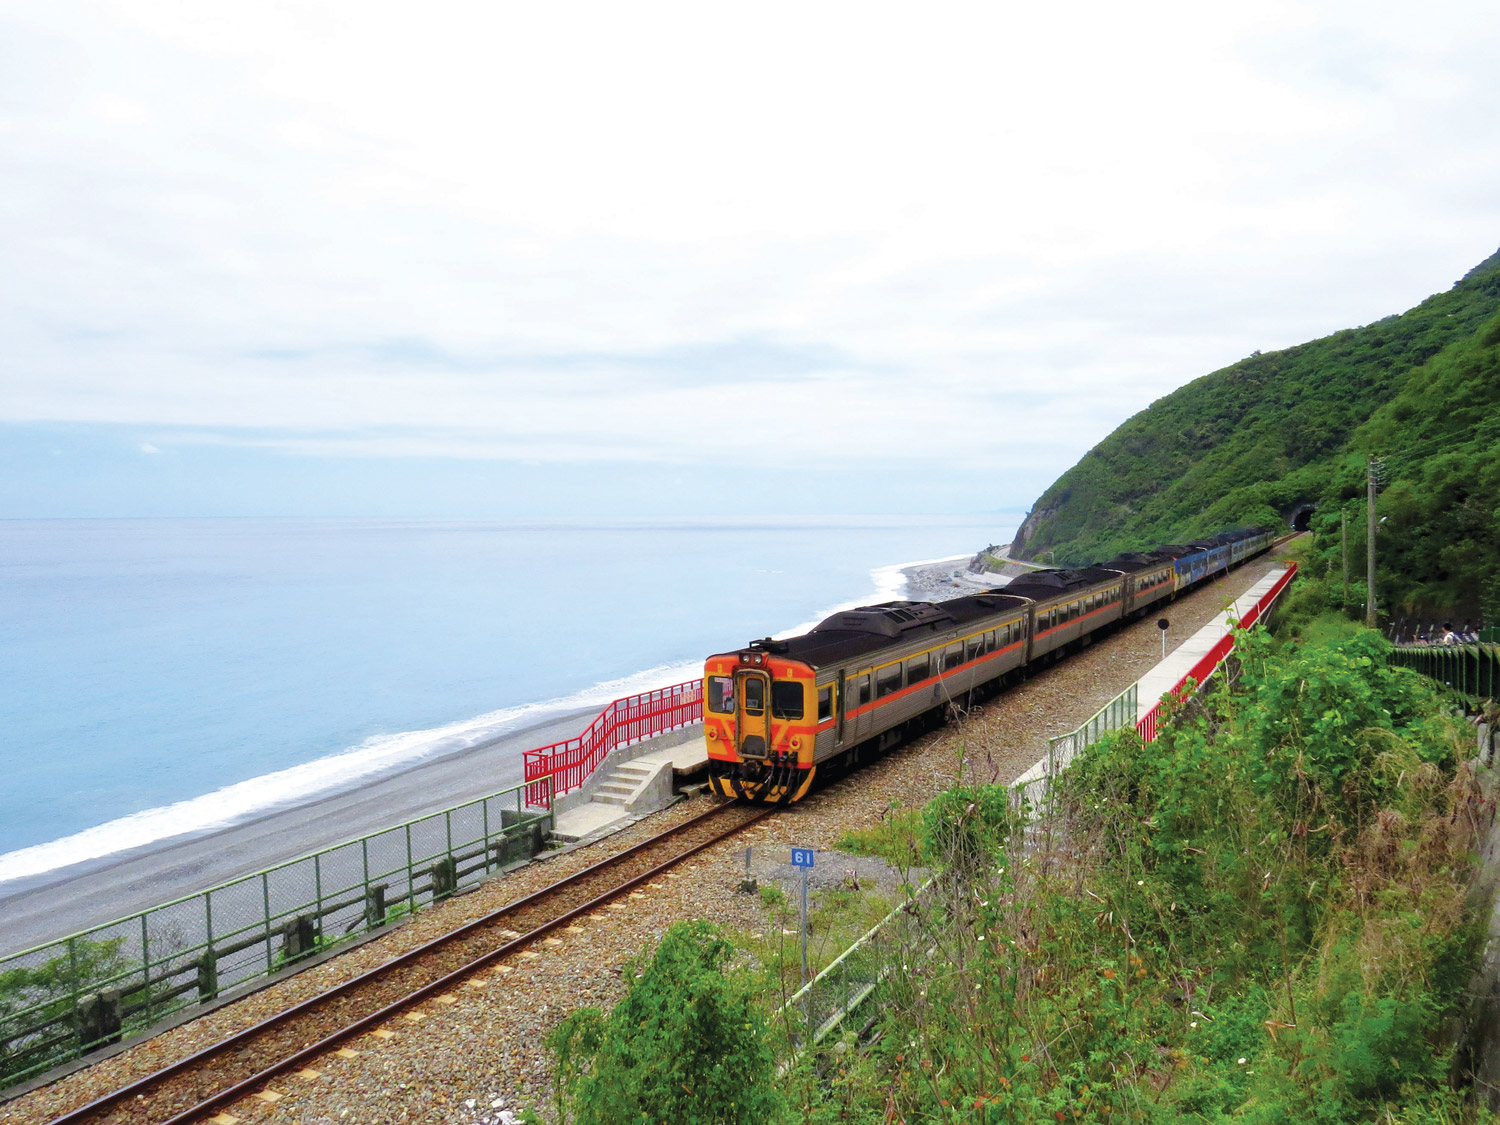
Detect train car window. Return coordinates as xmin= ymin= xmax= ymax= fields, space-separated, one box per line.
xmin=707 ymin=676 xmax=734 ymax=714
xmin=906 ymin=654 xmax=930 ymax=684
xmin=743 ymin=677 xmax=765 ymax=713
xmin=817 ymin=687 xmax=833 ymax=722
xmin=771 ymin=681 xmax=804 ymax=720
xmin=985 ymin=630 xmax=997 ymax=653
xmin=944 ymin=644 xmax=963 ymax=670
xmin=876 ymin=664 xmax=903 ymax=698
xmin=966 ymin=637 xmax=984 ymax=661
xmin=856 ymin=675 xmax=871 ymax=706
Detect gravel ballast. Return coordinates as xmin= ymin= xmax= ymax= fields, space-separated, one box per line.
xmin=0 ymin=558 xmax=1284 ymax=1125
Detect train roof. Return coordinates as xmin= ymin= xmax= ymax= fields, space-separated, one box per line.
xmin=1002 ymin=565 xmax=1121 ymax=601
xmin=733 ymin=525 xmax=1274 ymax=670
xmin=743 ymin=591 xmax=1033 ymax=668
xmin=1099 ymin=550 xmax=1170 ymax=572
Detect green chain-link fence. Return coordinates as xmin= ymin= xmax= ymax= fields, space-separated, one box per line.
xmin=0 ymin=779 xmax=551 ymax=1091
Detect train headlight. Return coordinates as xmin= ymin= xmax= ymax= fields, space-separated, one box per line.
xmin=789 ymin=736 xmax=801 ymax=751
xmin=706 ymin=727 xmax=717 ymax=740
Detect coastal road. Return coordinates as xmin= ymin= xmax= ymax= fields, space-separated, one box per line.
xmin=0 ymin=707 xmax=599 ymax=957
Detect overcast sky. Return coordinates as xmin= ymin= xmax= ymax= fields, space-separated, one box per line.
xmin=3 ymin=0 xmax=1498 ymax=518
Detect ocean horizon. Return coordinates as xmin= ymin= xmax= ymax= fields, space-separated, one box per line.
xmin=0 ymin=515 xmax=1014 ymax=884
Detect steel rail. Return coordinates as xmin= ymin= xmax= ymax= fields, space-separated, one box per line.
xmin=47 ymin=801 xmax=776 ymax=1125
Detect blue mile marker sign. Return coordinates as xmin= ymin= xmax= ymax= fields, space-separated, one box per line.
xmin=792 ymin=848 xmax=814 ymax=989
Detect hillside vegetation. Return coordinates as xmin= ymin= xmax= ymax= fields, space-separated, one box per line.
xmin=1010 ymin=248 xmax=1500 ymax=618
xmin=538 ymin=618 xmax=1488 ymax=1124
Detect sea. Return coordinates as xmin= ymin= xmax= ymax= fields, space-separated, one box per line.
xmin=0 ymin=516 xmax=1012 ymax=884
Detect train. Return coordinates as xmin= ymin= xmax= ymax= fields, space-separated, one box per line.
xmin=702 ymin=526 xmax=1278 ymax=802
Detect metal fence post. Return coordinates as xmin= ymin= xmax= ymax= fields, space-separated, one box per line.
xmin=139 ymin=914 xmax=151 ymax=1024
xmin=263 ymin=872 xmax=273 ymax=972
xmin=405 ymin=823 xmax=415 ymax=906
xmin=67 ymin=934 xmax=81 ymax=1040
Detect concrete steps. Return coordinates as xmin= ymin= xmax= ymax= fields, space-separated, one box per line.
xmin=549 ymin=736 xmax=710 ymax=844
xmin=593 ymin=762 xmax=656 ymax=805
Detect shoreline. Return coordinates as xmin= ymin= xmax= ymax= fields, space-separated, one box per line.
xmin=899 ymin=548 xmax=1042 ymax=602
xmin=0 ymin=703 xmax=603 ymax=956
xmin=0 ymin=544 xmax=1014 ymax=953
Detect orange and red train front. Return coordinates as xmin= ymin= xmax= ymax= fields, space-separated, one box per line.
xmin=702 ymin=650 xmax=818 ymax=803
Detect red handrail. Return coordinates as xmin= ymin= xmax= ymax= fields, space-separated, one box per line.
xmin=1136 ymin=563 xmax=1298 ymax=742
xmin=522 ymin=679 xmax=704 ymax=807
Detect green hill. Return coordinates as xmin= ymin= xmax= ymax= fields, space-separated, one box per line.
xmin=1009 ymin=247 xmax=1500 ymax=620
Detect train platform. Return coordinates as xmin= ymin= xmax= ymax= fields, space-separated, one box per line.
xmin=1134 ymin=564 xmax=1293 ymax=717
xmin=550 ymin=732 xmax=709 ymax=843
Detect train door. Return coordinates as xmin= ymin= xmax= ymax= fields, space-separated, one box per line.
xmin=736 ymin=669 xmax=772 ymax=760
xmin=835 ymin=670 xmax=847 ymax=746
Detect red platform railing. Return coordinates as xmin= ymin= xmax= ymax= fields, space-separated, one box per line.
xmin=1136 ymin=563 xmax=1298 ymax=743
xmin=523 ymin=679 xmax=704 ymax=807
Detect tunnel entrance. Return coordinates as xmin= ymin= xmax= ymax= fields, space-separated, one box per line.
xmin=1286 ymin=503 xmax=1316 ymax=532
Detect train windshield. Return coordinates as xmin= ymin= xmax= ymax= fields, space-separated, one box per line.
xmin=707 ymin=675 xmax=735 ymax=714
xmin=771 ymin=682 xmax=804 ymax=720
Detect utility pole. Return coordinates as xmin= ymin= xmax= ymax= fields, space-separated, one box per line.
xmin=1365 ymin=458 xmax=1379 ymax=628
xmin=1341 ymin=512 xmax=1349 ymax=610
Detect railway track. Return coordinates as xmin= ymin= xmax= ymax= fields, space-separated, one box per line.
xmin=47 ymin=800 xmax=775 ymax=1125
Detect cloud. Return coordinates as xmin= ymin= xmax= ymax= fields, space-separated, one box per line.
xmin=2 ymin=0 xmax=1500 ymax=515
xmin=138 ymin=442 xmax=159 ymax=453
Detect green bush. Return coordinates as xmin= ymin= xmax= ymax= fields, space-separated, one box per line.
xmin=543 ymin=921 xmax=782 ymax=1125
xmin=798 ymin=624 xmax=1486 ymax=1123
